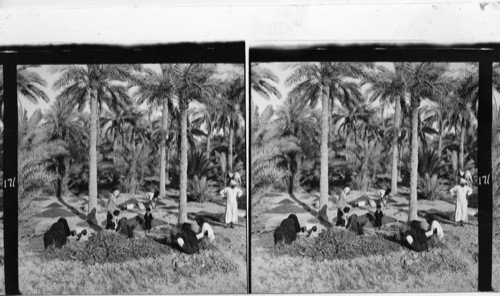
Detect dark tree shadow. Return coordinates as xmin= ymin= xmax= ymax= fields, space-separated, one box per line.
xmin=187 ymin=211 xmax=246 ymax=228
xmin=289 ymin=192 xmax=333 ymax=228
xmin=56 ymin=195 xmax=86 ymax=220
xmin=56 ymin=195 xmax=103 ymax=232
xmin=417 ymin=209 xmax=477 ymax=226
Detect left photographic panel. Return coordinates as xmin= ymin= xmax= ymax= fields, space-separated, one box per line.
xmin=13 ymin=45 xmax=246 ymax=294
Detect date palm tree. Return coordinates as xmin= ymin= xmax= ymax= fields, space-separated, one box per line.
xmin=190 ymin=101 xmax=218 ymax=157
xmin=42 ymin=98 xmax=87 ymax=198
xmin=286 ymin=62 xmax=367 ymax=221
xmin=218 ymin=72 xmax=245 ymax=173
xmin=364 ymin=63 xmax=410 ymax=195
xmin=421 ymin=97 xmax=450 ymax=155
xmin=332 ymin=95 xmax=379 ymax=145
xmin=251 ymin=63 xmax=282 ymax=113
xmin=404 ymin=63 xmax=453 ymax=221
xmin=133 ymin=65 xmax=179 ymax=199
xmin=52 ymin=64 xmax=138 ymax=215
xmin=446 ymin=69 xmax=478 ymax=171
xmin=273 ymin=94 xmax=319 ymax=193
xmin=100 ymin=104 xmax=144 ymax=163
xmin=17 ymin=65 xmax=50 ymax=110
xmin=176 ymin=64 xmax=218 ymax=224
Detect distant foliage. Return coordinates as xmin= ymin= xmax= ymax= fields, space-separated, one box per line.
xmin=18 ymin=142 xmax=60 ymax=217
xmin=418 ymin=173 xmax=444 ymax=201
xmin=251 ymin=138 xmax=298 ymax=207
xmin=417 ymin=147 xmax=445 ymax=178
xmin=350 ymin=174 xmax=373 ymax=192
xmin=188 ymin=175 xmax=217 ymax=203
xmin=344 ymin=139 xmax=387 ymax=192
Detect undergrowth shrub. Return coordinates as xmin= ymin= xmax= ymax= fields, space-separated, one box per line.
xmin=350 ymin=173 xmax=372 ymax=192
xmin=188 ymin=175 xmax=216 ymax=202
xmin=418 ymin=173 xmax=444 ymax=201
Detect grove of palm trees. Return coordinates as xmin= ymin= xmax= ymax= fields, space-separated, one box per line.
xmin=14 ymin=64 xmax=247 ymax=294
xmin=251 ymin=62 xmax=480 ymax=293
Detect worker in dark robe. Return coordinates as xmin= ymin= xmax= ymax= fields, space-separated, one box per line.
xmin=85 ymin=208 xmax=99 ymax=227
xmin=273 ymin=214 xmax=302 ymax=245
xmin=403 ymin=220 xmax=428 ymax=252
xmin=43 ymin=217 xmax=73 ymax=249
xmin=174 ymin=223 xmax=200 ymax=254
xmin=116 ymin=217 xmax=134 ymax=238
xmin=346 ymin=214 xmax=364 ymax=235
xmin=144 ymin=207 xmax=154 ymax=231
xmin=374 ymin=203 xmax=384 ymax=228
xmin=336 ymin=210 xmax=346 ymax=227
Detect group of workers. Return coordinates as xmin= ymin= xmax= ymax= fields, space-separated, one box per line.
xmin=97 ymin=171 xmax=242 ymax=254
xmin=274 ymin=168 xmax=474 ymax=253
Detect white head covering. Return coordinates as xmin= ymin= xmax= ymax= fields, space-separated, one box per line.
xmin=344 ymin=187 xmax=351 ymax=194
xmin=177 ymin=237 xmax=185 ymax=248
xmin=230 ymin=180 xmax=237 ymax=187
xmin=113 ymin=190 xmax=120 ymax=199
xmin=459 ymin=178 xmax=467 ymax=185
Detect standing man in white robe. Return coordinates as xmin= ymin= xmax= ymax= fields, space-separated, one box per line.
xmin=450 ymin=178 xmax=473 ymax=226
xmin=220 ymin=180 xmax=243 ymax=228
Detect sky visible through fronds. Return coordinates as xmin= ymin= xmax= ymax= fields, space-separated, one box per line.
xmin=19 ymin=64 xmax=241 ymax=117
xmin=251 ymin=62 xmax=499 ymax=115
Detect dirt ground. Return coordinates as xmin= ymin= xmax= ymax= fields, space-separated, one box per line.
xmin=18 ymin=189 xmax=247 ymax=294
xmin=252 ymin=188 xmax=479 ymax=293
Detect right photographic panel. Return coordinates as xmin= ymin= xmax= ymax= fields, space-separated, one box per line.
xmin=250 ymin=55 xmax=482 ymax=293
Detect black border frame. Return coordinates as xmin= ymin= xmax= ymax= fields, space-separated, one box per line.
xmin=1 ymin=42 xmax=246 ymax=295
xmin=249 ymin=44 xmax=500 ymax=293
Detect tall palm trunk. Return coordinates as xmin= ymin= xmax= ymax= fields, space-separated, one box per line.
xmin=409 ymin=100 xmax=419 ymax=221
xmin=220 ymin=151 xmax=227 ymax=186
xmin=391 ymin=98 xmax=402 ymax=195
xmin=160 ymin=97 xmax=169 ymax=198
xmin=288 ymin=153 xmax=296 ymax=194
xmin=438 ymin=129 xmax=444 ymax=155
xmin=228 ymin=120 xmax=234 ymax=173
xmin=206 ymin=132 xmax=211 ymax=157
xmin=56 ymin=160 xmax=62 ymax=199
xmin=319 ymin=85 xmax=330 ymax=221
xmin=459 ymin=120 xmax=466 ymax=170
xmin=288 ymin=153 xmax=302 ymax=193
xmin=88 ymin=90 xmax=98 ymax=214
xmin=55 ymin=157 xmax=67 ymax=199
xmin=295 ymin=155 xmax=302 ymax=190
xmin=165 ymin=148 xmax=170 ymax=186
xmin=178 ymin=103 xmax=188 ymax=224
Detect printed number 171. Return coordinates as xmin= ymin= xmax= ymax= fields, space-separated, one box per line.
xmin=478 ymin=174 xmax=490 ymax=185
xmin=3 ymin=177 xmax=16 ymax=188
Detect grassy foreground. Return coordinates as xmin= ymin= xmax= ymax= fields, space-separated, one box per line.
xmin=18 ymin=192 xmax=247 ymax=294
xmin=252 ymin=244 xmax=474 ymax=293
xmin=252 ymin=190 xmax=478 ymax=293
xmin=19 ymin=224 xmax=246 ymax=294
